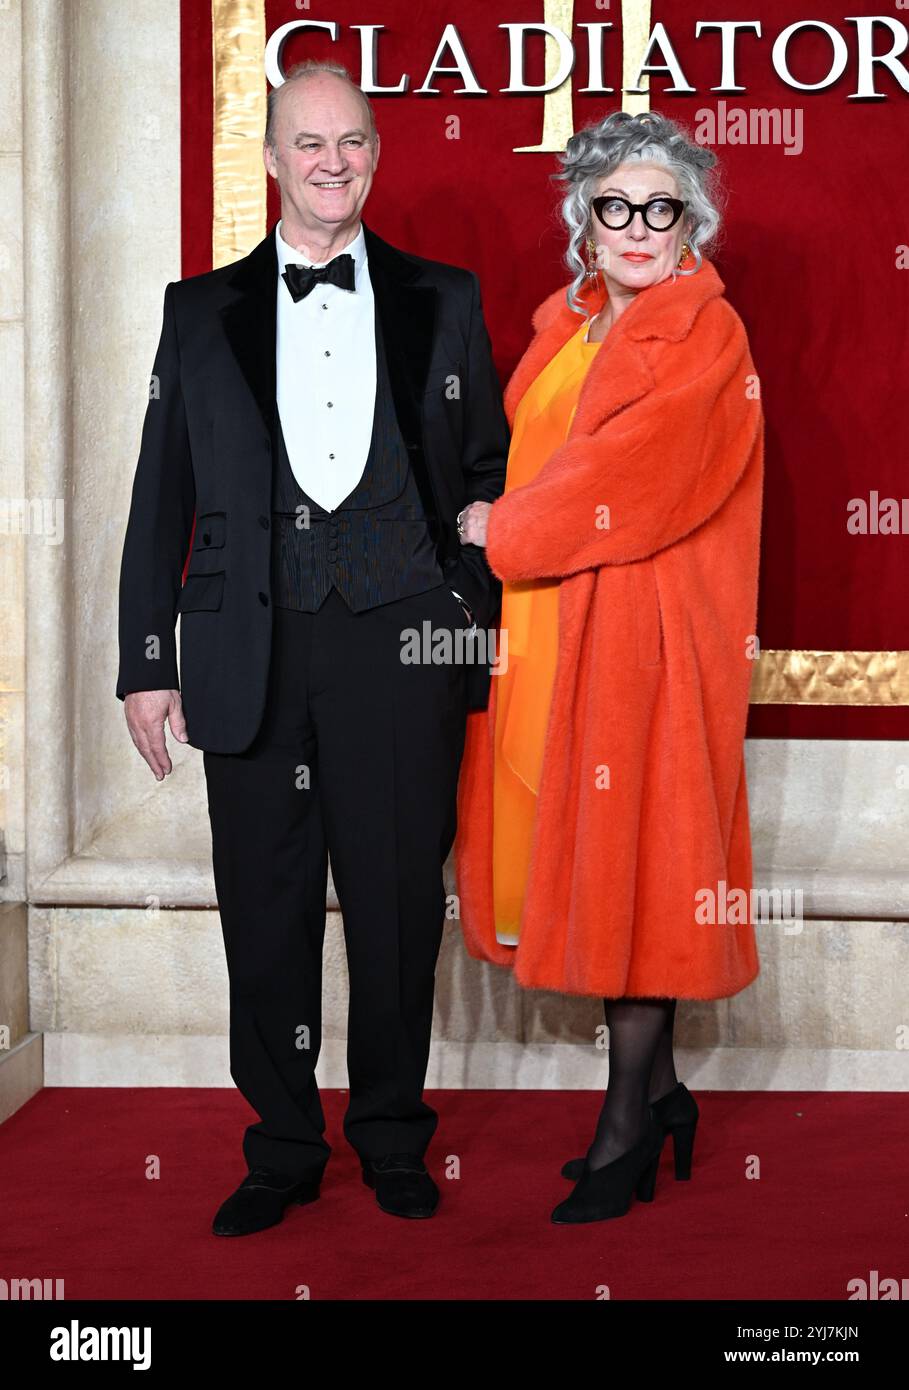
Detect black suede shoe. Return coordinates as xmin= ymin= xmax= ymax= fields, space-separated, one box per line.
xmin=561 ymin=1082 xmax=700 ymax=1182
xmin=212 ymin=1165 xmax=323 ymax=1237
xmin=551 ymin=1111 xmax=664 ymax=1225
xmin=361 ymin=1153 xmax=439 ymax=1219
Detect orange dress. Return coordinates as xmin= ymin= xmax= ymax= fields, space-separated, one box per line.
xmin=493 ymin=317 xmax=602 ymax=944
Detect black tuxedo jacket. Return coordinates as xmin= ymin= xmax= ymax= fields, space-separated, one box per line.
xmin=117 ymin=221 xmax=509 ymax=753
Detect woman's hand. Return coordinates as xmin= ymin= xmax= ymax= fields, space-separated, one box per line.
xmin=457 ymin=501 xmax=492 ymax=547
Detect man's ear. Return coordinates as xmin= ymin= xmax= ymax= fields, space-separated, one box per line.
xmin=263 ymin=141 xmax=276 ymax=180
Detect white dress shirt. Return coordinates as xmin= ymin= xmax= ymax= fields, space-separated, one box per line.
xmin=275 ymin=219 xmax=376 ymax=512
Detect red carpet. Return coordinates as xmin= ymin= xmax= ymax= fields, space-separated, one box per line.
xmin=0 ymin=1089 xmax=904 ymax=1300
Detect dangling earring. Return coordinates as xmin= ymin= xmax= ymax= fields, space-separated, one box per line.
xmin=586 ymin=235 xmax=599 ymax=278
xmin=677 ymin=241 xmax=691 ymax=268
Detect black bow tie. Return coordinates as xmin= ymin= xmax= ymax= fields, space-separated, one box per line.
xmin=282 ymin=254 xmax=356 ymax=302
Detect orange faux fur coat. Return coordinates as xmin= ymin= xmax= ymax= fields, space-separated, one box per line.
xmin=454 ymin=256 xmax=765 ymax=999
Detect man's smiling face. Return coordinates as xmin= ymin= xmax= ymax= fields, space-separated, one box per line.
xmin=263 ymin=72 xmax=380 ymax=244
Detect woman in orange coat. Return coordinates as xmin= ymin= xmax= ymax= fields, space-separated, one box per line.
xmin=455 ymin=111 xmax=764 ymax=1223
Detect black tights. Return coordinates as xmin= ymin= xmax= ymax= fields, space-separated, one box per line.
xmin=587 ymin=997 xmax=678 ymax=1170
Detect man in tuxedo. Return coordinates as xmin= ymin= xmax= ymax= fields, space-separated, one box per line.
xmin=117 ymin=60 xmax=508 ymax=1235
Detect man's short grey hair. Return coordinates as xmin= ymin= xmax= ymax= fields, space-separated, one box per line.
xmin=265 ymin=60 xmax=377 ymax=148
xmin=553 ymin=110 xmax=725 ymax=317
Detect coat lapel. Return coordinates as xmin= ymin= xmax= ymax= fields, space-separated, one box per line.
xmin=505 ymin=257 xmax=726 ymax=437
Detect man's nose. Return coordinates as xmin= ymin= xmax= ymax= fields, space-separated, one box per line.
xmin=319 ymin=144 xmax=348 ymax=172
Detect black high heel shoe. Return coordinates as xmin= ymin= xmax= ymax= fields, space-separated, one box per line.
xmin=551 ymin=1111 xmax=664 ymax=1224
xmin=561 ymin=1081 xmax=700 ymax=1183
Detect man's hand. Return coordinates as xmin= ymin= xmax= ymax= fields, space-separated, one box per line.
xmin=458 ymin=501 xmax=492 ymax=548
xmin=124 ymin=689 xmax=188 ymax=780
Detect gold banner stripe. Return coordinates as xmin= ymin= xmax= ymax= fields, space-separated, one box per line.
xmin=513 ymin=0 xmax=575 ymax=153
xmin=212 ymin=0 xmax=268 ymax=268
xmin=751 ymin=651 xmax=909 ymax=705
xmin=622 ymin=0 xmax=652 ymax=115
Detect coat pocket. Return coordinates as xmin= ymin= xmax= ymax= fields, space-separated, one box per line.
xmin=176 ymin=571 xmax=225 ymax=614
xmin=193 ymin=511 xmax=226 ymax=551
xmin=631 ymin=562 xmax=664 ymax=667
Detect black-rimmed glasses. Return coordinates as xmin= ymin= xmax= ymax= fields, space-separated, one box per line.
xmin=591 ymin=196 xmax=686 ymax=232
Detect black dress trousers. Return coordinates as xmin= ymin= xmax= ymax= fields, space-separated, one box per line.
xmin=202 ymin=582 xmax=469 ymax=1178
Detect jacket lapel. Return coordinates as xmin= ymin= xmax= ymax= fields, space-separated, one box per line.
xmin=218 ymin=222 xmax=438 ymax=483
xmin=220 ymin=229 xmax=279 ymax=445
xmin=362 ymin=220 xmax=437 ymax=450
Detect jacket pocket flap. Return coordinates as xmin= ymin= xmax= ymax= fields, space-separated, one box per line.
xmin=176 ymin=571 xmax=225 ymax=613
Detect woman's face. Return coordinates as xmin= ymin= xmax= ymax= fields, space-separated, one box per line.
xmin=588 ymin=161 xmax=691 ymax=292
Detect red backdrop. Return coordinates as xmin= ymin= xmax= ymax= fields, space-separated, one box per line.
xmin=180 ymin=0 xmax=909 ymax=738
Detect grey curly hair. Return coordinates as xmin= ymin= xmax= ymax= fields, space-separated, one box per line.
xmin=554 ymin=110 xmax=724 ymax=317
